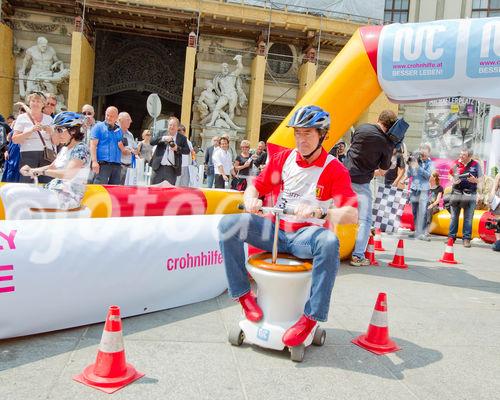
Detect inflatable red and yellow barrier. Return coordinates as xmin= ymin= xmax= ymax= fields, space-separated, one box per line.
xmin=400 ymin=204 xmax=496 ymax=243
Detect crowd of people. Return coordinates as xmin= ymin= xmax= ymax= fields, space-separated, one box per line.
xmin=328 ymin=109 xmax=499 ymax=256
xmin=0 ymin=95 xmax=498 ymax=252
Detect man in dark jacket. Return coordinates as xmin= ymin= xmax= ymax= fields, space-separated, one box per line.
xmin=150 ymin=116 xmax=191 ymax=185
xmin=344 ymin=110 xmax=396 ymax=266
xmin=204 ymin=136 xmax=219 ymax=188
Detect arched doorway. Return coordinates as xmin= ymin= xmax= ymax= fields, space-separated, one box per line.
xmin=92 ymin=31 xmax=185 ymax=138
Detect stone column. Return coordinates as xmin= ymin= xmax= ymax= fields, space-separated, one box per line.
xmin=68 ymin=31 xmax=95 ymax=111
xmin=297 ymin=46 xmax=317 ymax=102
xmin=181 ymin=32 xmax=197 ymax=135
xmin=246 ymin=53 xmax=266 ymax=148
xmin=0 ymin=23 xmax=15 ymax=117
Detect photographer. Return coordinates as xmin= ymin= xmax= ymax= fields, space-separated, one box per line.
xmin=329 ymin=140 xmax=347 ymax=163
xmin=447 ymin=147 xmax=483 ymax=248
xmin=150 ymin=116 xmax=190 ymax=185
xmin=407 ymin=143 xmax=433 ymax=241
xmin=344 ymin=110 xmax=396 ymax=267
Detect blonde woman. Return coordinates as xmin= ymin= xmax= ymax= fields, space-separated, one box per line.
xmin=12 ymin=92 xmax=57 ymax=183
xmin=232 ymin=139 xmax=252 ymax=191
xmin=137 ymin=130 xmax=153 ymax=165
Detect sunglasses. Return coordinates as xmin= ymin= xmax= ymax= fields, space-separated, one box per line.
xmin=82 ymin=111 xmax=93 ymax=115
xmin=33 ymin=91 xmax=47 ymax=100
xmin=46 ymin=102 xmax=57 ymax=107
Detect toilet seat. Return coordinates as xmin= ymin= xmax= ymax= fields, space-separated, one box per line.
xmin=248 ymin=252 xmax=312 ymax=273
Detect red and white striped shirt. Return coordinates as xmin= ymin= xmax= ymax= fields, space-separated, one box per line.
xmin=254 ymin=148 xmax=357 ymax=232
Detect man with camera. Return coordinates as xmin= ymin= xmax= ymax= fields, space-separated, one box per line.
xmin=407 ymin=143 xmax=434 ymax=241
xmin=150 ymin=116 xmax=191 ymax=185
xmin=448 ymin=147 xmax=483 ymax=247
xmin=344 ymin=110 xmax=397 ymax=266
xmin=329 ymin=140 xmax=347 ymax=163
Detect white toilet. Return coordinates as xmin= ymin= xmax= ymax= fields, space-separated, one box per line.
xmin=29 ymin=206 xmax=92 ymax=219
xmin=229 ymin=252 xmax=326 ymax=362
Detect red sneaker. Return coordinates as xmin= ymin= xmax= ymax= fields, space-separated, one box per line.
xmin=282 ymin=315 xmax=317 ymax=347
xmin=239 ymin=292 xmax=263 ymax=322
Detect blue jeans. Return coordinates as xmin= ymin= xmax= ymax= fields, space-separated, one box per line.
xmin=410 ymin=189 xmax=429 ymax=236
xmin=218 ymin=214 xmax=340 ymax=322
xmin=352 ymin=182 xmax=372 ymax=259
xmin=449 ymin=195 xmax=476 ymax=240
xmin=206 ymin=173 xmax=215 ymax=188
xmin=93 ymin=162 xmax=121 ymax=185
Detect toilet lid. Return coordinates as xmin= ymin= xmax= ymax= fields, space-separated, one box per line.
xmin=248 ymin=252 xmax=312 ymax=273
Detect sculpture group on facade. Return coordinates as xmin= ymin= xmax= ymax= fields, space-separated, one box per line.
xmin=196 ymin=55 xmax=247 ymax=131
xmin=18 ymin=36 xmax=70 ymax=110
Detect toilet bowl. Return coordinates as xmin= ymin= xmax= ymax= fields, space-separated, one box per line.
xmin=234 ymin=252 xmax=320 ymax=353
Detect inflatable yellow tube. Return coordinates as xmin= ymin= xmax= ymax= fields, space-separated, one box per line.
xmin=430 ymin=209 xmax=491 ymax=240
xmin=267 ymin=27 xmax=382 ymax=153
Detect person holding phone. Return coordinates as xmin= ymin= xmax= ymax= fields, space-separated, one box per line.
xmin=11 ymin=92 xmax=57 ymax=184
xmin=447 ymin=147 xmax=483 ymax=247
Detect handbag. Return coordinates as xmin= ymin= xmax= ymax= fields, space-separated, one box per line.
xmin=37 ymin=132 xmax=57 ymax=163
xmin=231 ymin=175 xmax=247 ymax=191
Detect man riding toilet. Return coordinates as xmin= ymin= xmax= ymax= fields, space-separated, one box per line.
xmin=218 ymin=105 xmax=358 ymax=347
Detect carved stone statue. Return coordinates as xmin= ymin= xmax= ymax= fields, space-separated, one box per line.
xmin=196 ymin=80 xmax=241 ymax=130
xmin=18 ymin=36 xmax=70 ymax=106
xmin=205 ymin=55 xmax=247 ymax=128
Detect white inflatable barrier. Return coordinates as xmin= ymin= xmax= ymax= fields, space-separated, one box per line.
xmin=0 ymin=214 xmax=229 ymax=339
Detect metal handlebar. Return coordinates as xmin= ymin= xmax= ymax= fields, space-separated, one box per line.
xmin=238 ymin=204 xmax=294 ymax=264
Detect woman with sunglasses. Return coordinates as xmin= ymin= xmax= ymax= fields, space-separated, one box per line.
xmin=231 ymin=139 xmax=253 ymax=191
xmin=0 ymin=112 xmax=90 ymax=220
xmin=11 ymin=92 xmax=57 ymax=184
xmin=137 ymin=129 xmax=153 ymax=165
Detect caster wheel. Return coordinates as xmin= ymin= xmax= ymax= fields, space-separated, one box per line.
xmin=228 ymin=326 xmax=244 ymax=346
xmin=289 ymin=344 xmax=305 ymax=362
xmin=312 ymin=327 xmax=326 ymax=346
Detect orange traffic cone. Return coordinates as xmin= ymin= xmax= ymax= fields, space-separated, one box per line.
xmin=352 ymin=292 xmax=400 ymax=355
xmin=74 ymin=306 xmax=144 ymax=393
xmin=373 ymin=228 xmax=386 ymax=251
xmin=439 ymin=237 xmax=458 ymax=264
xmin=388 ymin=239 xmax=408 ymax=269
xmin=364 ymin=236 xmax=380 ymax=266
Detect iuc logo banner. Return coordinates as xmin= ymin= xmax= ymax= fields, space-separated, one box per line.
xmin=381 ymin=21 xmax=458 ymax=81
xmin=377 ymin=18 xmax=500 ymax=104
xmin=467 ymin=18 xmax=500 ymax=78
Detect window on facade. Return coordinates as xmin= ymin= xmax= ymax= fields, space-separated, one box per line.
xmin=267 ymin=43 xmax=293 ymax=75
xmin=384 ymin=0 xmax=409 ymax=23
xmin=472 ymin=0 xmax=500 ymax=17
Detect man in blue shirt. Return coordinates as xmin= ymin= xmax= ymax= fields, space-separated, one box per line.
xmin=407 ymin=143 xmax=433 ymax=241
xmin=90 ymin=106 xmax=130 ymax=185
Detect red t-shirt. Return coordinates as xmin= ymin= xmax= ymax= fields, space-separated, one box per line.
xmin=254 ymin=148 xmax=358 ymax=231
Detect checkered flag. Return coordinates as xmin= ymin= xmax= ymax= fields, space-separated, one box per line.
xmin=372 ymin=185 xmax=409 ymax=233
